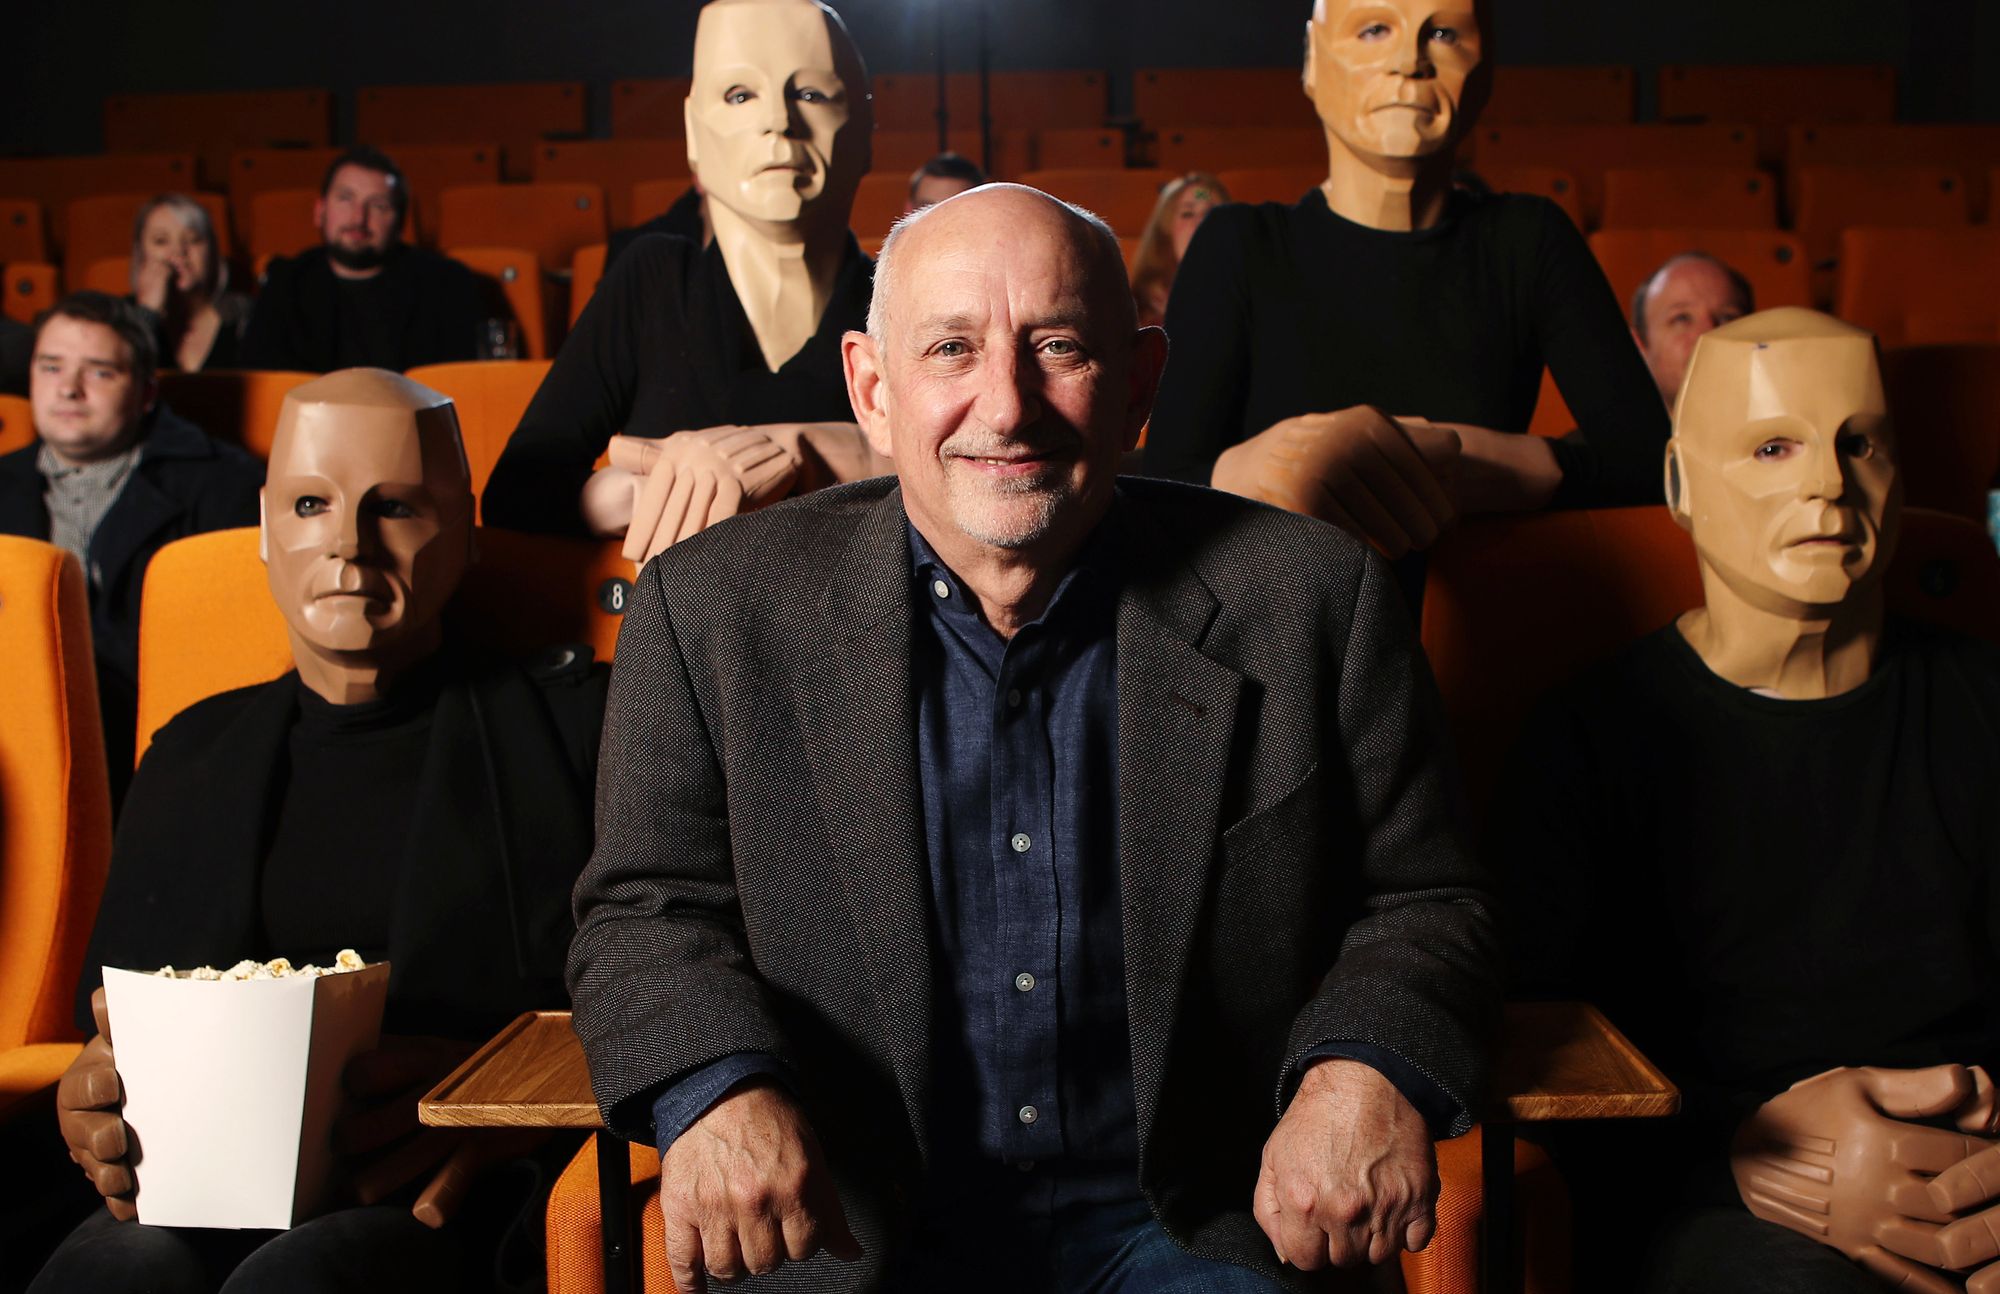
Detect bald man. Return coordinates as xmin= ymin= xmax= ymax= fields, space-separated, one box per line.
xmin=569 ymin=185 xmax=1497 ymax=1293
xmin=1631 ymin=252 xmax=1755 ymax=406
xmin=39 ymin=370 xmax=606 ymax=1294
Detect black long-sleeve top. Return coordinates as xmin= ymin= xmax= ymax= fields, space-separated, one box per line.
xmin=481 ymin=233 xmax=872 ymax=538
xmin=1143 ymin=188 xmax=1669 ymax=510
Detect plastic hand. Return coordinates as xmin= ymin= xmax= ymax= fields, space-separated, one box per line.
xmin=1210 ymin=408 xmax=1459 ymax=559
xmin=660 ymin=1079 xmax=860 ymax=1293
xmin=1923 ymin=1067 xmax=2000 ymax=1290
xmin=1254 ymin=1058 xmax=1438 ymax=1268
xmin=612 ymin=427 xmax=802 ymax=565
xmin=1732 ymin=1064 xmax=1994 ymax=1293
xmin=55 ymin=988 xmax=136 ymax=1220
xmin=337 ymin=1035 xmax=477 ymax=1216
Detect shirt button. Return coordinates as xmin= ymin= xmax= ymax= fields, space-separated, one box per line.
xmin=1010 ymin=832 xmax=1031 ymax=854
xmin=1006 ymin=689 xmax=1022 ymax=708
xmin=1017 ymin=1105 xmax=1039 ymax=1125
xmin=1014 ymin=972 xmax=1036 ymax=992
xmin=931 ymin=578 xmax=950 ymax=599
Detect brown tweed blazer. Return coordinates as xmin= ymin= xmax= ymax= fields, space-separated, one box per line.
xmin=567 ymin=475 xmax=1498 ymax=1289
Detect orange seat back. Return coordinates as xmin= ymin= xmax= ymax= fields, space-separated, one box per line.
xmin=0 ymin=199 xmax=48 ymax=265
xmin=80 ymin=257 xmax=130 ymax=296
xmin=0 ymin=539 xmax=111 ymax=1058
xmin=388 ymin=144 xmax=503 ymax=247
xmin=0 ymin=154 xmax=196 ymax=259
xmin=3 ymin=262 xmax=56 ymax=326
xmin=356 ymin=83 xmax=586 ymax=182
xmin=1215 ymin=165 xmax=1323 ymax=208
xmin=1661 ymin=65 xmax=1895 ymax=167
xmin=627 ymin=179 xmax=696 ymax=232
xmin=1017 ymin=168 xmax=1175 ymax=237
xmin=1793 ymin=165 xmax=1972 ymax=271
xmin=870 ymin=71 xmax=1105 ymax=135
xmin=1032 ymin=127 xmax=1125 ymax=172
xmin=1888 ymin=508 xmax=2000 ymax=645
xmin=229 ymin=148 xmax=340 ymax=251
xmin=1836 ymin=226 xmax=2000 ymax=348
xmin=1469 ymin=124 xmax=1757 ymax=228
xmin=850 ymin=173 xmax=911 ymax=246
xmin=1132 ymin=67 xmax=1319 ymax=131
xmin=1155 ymin=127 xmax=1322 ymax=174
xmin=1484 ymin=65 xmax=1634 ymax=126
xmin=0 ymin=394 xmax=34 ymax=456
xmin=1477 ymin=166 xmax=1584 ymax=229
xmin=867 ymin=130 xmax=991 ymax=175
xmin=404 ymin=359 xmax=554 ymax=506
xmin=104 ymin=90 xmax=332 ymax=191
xmin=156 ymin=370 xmax=318 ymax=460
xmin=448 ymin=246 xmax=549 ymax=361
xmin=1881 ymin=345 xmax=2000 ymax=523
xmin=1588 ymin=228 xmax=1811 ymax=314
xmin=531 ymin=140 xmax=691 ymax=231
xmin=609 ymin=78 xmax=693 ymax=140
xmin=438 ymin=183 xmax=607 ymax=275
xmin=135 ymin=526 xmax=634 ymax=758
xmin=1787 ymin=125 xmax=2000 ymax=221
xmin=1598 ymin=166 xmax=1776 ymax=231
xmin=247 ymin=188 xmax=324 ymax=266
xmin=64 ymin=192 xmax=232 ymax=289
xmin=569 ymin=244 xmax=607 ymax=327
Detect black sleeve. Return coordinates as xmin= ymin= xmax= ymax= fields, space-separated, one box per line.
xmin=1486 ymin=690 xmax=1605 ymax=998
xmin=1527 ymin=202 xmax=1672 ymax=509
xmin=238 ymin=259 xmax=303 ymax=371
xmin=428 ymin=255 xmax=487 ymax=366
xmin=193 ymin=446 xmax=266 ymax=531
xmin=481 ymin=238 xmax=681 ymax=537
xmin=1140 ymin=207 xmax=1258 ymax=484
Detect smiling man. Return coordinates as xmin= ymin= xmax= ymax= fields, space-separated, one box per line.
xmin=569 ymin=183 xmax=1498 ymax=1293
xmin=241 ymin=147 xmax=485 ymax=374
xmin=0 ymin=291 xmax=261 ymax=795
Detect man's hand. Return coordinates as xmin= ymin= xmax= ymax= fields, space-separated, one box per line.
xmin=1732 ymin=1064 xmax=1996 ymax=1294
xmin=660 ymin=1079 xmax=859 ymax=1293
xmin=1210 ymin=408 xmax=1459 ymax=559
xmin=56 ymin=988 xmax=136 ymax=1220
xmin=605 ymin=427 xmax=802 ymax=564
xmin=338 ymin=1035 xmax=478 ymax=1222
xmin=132 ymin=257 xmax=176 ymax=315
xmin=1253 ymin=1058 xmax=1438 ymax=1268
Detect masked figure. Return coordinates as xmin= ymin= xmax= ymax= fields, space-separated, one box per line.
xmin=37 ymin=369 xmax=606 ymax=1294
xmin=1144 ymin=0 xmax=1666 ymax=590
xmin=483 ymin=0 xmax=891 ymax=562
xmin=1497 ymin=310 xmax=2000 ymax=1294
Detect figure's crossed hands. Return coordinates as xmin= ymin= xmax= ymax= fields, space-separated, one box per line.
xmin=1253 ymin=1058 xmax=1438 ymax=1269
xmin=56 ymin=988 xmax=135 ymax=1220
xmin=1733 ymin=1063 xmax=2000 ymax=1293
xmin=1210 ymin=407 xmax=1460 ymax=559
xmin=661 ymin=1079 xmax=859 ymax=1293
xmin=605 ymin=428 xmax=802 ymax=564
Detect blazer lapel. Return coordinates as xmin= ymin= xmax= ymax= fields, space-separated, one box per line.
xmin=790 ymin=488 xmax=938 ymax=1159
xmin=1113 ymin=502 xmax=1244 ymax=1150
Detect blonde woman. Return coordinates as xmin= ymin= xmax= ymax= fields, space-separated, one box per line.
xmin=129 ymin=194 xmax=251 ymax=372
xmin=1129 ymin=172 xmax=1229 ymax=328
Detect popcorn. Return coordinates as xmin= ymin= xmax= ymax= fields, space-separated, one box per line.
xmin=150 ymin=950 xmax=370 ymax=980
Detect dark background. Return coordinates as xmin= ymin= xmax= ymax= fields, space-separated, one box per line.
xmin=3 ymin=0 xmax=1996 ymax=156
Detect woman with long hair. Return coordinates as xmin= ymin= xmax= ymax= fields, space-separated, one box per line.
xmin=1129 ymin=172 xmax=1229 ymax=328
xmin=128 ymin=194 xmax=251 ymax=373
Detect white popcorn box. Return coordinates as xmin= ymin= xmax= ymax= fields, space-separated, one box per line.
xmin=101 ymin=960 xmax=391 ymax=1229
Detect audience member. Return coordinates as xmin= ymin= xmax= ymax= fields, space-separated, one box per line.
xmin=1630 ymin=251 xmax=1755 ymax=406
xmin=0 ymin=314 xmax=28 ymax=396
xmin=1129 ymin=171 xmax=1229 ymax=328
xmin=483 ymin=0 xmax=889 ymax=556
xmin=905 ymin=151 xmax=986 ymax=213
xmin=36 ymin=369 xmax=607 ymax=1294
xmin=567 ymin=183 xmax=1497 ymax=1292
xmin=240 ymin=147 xmax=485 ymax=374
xmin=0 ymin=292 xmax=261 ymax=799
xmin=127 ymin=195 xmax=252 ymax=373
xmin=1145 ymin=0 xmax=1667 ymax=580
xmin=1498 ymin=310 xmax=2000 ymax=1294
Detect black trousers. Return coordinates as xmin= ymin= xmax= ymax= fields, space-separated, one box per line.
xmin=1635 ymin=1207 xmax=1899 ymax=1294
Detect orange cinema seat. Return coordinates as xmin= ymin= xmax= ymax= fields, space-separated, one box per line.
xmin=1132 ymin=66 xmax=1318 ymax=131
xmin=104 ymin=89 xmax=332 ymax=190
xmin=437 ymin=184 xmax=607 ymax=277
xmin=449 ymin=247 xmax=549 ymax=361
xmin=1793 ymin=165 xmax=1972 ymax=278
xmin=1597 ymin=167 xmax=1776 ymax=231
xmin=1835 ymin=226 xmax=2000 ymax=348
xmin=609 ymin=78 xmax=694 ymax=139
xmin=157 ymin=370 xmax=318 ymax=460
xmin=1477 ymin=166 xmax=1583 ymax=228
xmin=405 ymin=359 xmax=554 ymax=506
xmin=0 ymin=394 xmax=33 ymax=456
xmin=1880 ymin=344 xmax=2000 ymax=523
xmin=63 ymin=192 xmax=232 ymax=290
xmin=228 ymin=147 xmax=340 ymax=250
xmin=570 ymin=243 xmax=607 ymax=326
xmin=1470 ymin=124 xmax=1757 ymax=228
xmin=0 ymin=154 xmax=196 ymax=258
xmin=0 ymin=199 xmax=48 ymax=266
xmin=355 ymin=82 xmax=586 ymax=182
xmin=1483 ymin=65 xmax=1634 ymax=126
xmin=4 ymin=262 xmax=56 ymax=326
xmin=1589 ymin=228 xmax=1811 ymax=316
xmin=1017 ymin=168 xmax=1174 ymax=237
xmin=531 ymin=140 xmax=691 ymax=231
xmin=1154 ymin=127 xmax=1323 ymax=174
xmin=1216 ymin=165 xmax=1322 ymax=208
xmin=0 ymin=538 xmax=112 ymax=1119
xmin=850 ymin=173 xmax=912 ymax=246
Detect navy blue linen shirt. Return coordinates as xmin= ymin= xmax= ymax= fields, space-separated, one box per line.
xmin=650 ymin=510 xmax=1460 ymax=1170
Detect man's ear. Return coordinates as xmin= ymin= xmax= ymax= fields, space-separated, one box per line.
xmin=1123 ymin=326 xmax=1170 ymax=451
xmin=842 ymin=330 xmax=894 ymax=460
xmin=258 ymin=488 xmax=269 ymax=563
xmin=1664 ymin=439 xmax=1694 ymax=528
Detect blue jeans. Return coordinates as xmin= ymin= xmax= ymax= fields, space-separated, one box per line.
xmin=889 ymin=1191 xmax=1287 ymax=1293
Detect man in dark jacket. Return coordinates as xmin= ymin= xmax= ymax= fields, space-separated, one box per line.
xmin=240 ymin=146 xmax=486 ymax=373
xmin=0 ymin=291 xmax=262 ymax=796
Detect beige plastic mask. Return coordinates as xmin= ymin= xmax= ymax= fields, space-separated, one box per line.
xmin=261 ymin=368 xmax=474 ymax=705
xmin=1669 ymin=309 xmax=1899 ymax=620
xmin=1305 ymin=0 xmax=1487 ymax=175
xmin=686 ymin=0 xmax=870 ymax=239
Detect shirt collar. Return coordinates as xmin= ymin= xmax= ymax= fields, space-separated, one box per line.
xmin=905 ymin=503 xmax=1121 ymax=636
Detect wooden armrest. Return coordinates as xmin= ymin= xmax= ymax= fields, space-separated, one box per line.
xmin=419 ymin=1010 xmax=603 ymax=1129
xmin=1491 ymin=1001 xmax=1679 ymax=1122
